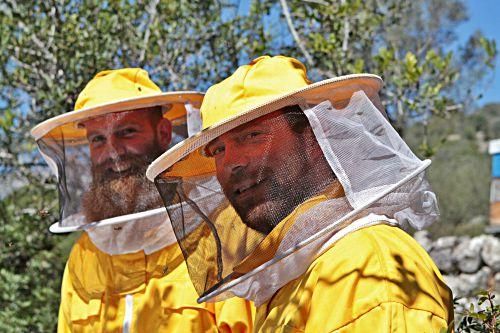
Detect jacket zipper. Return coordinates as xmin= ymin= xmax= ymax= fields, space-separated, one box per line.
xmin=123 ymin=294 xmax=133 ymax=333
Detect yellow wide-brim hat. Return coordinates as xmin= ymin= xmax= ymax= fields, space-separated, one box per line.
xmin=147 ymin=55 xmax=383 ymax=181
xmin=31 ymin=68 xmax=204 ymax=143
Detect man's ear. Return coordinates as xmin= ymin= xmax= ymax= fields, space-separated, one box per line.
xmin=156 ymin=118 xmax=172 ymax=150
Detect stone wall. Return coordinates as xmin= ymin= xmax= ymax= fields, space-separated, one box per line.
xmin=414 ymin=231 xmax=500 ymax=313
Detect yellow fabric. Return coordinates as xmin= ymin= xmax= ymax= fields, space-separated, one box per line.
xmin=170 ymin=203 xmax=262 ymax=296
xmin=58 ymin=233 xmax=254 ymax=333
xmin=75 ymin=68 xmax=161 ymax=111
xmin=163 ymin=150 xmax=216 ymax=178
xmin=254 ymin=224 xmax=453 ymax=333
xmin=49 ymin=68 xmax=186 ymax=141
xmin=201 ymin=56 xmax=311 ymax=129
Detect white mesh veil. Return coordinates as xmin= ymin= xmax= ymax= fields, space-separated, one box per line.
xmin=304 ymin=93 xmax=438 ymax=230
xmin=151 ymin=90 xmax=439 ymax=304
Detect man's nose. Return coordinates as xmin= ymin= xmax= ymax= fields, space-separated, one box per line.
xmin=223 ymin=143 xmax=249 ymax=174
xmin=99 ymin=137 xmax=127 ymax=163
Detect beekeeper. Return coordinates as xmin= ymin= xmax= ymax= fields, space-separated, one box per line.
xmin=147 ymin=56 xmax=454 ymax=332
xmin=31 ymin=68 xmax=253 ymax=333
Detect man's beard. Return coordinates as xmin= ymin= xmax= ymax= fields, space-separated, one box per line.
xmin=81 ymin=154 xmax=163 ymax=223
xmin=224 ymin=163 xmax=316 ymax=235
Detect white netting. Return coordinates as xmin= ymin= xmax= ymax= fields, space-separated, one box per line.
xmin=87 ymin=209 xmax=177 ymax=255
xmin=304 ymin=92 xmax=438 ymax=229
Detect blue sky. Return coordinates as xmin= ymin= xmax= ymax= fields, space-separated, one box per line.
xmin=459 ymin=0 xmax=500 ymax=105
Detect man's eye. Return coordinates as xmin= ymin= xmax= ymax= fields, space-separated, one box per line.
xmin=244 ymin=131 xmax=262 ymax=140
xmin=90 ymin=135 xmax=105 ymax=144
xmin=117 ymin=128 xmax=137 ymax=137
xmin=210 ymin=145 xmax=225 ymax=156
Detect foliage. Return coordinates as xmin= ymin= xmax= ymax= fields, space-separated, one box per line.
xmin=0 ymin=184 xmax=77 ymax=332
xmin=0 ymin=0 xmax=263 ymax=177
xmin=0 ymin=0 xmax=497 ymax=331
xmin=456 ymin=290 xmax=499 ymax=333
xmin=404 ymin=103 xmax=500 ymax=237
xmin=253 ymin=0 xmax=496 ymax=142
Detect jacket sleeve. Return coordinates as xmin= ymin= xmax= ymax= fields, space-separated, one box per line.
xmin=324 ymin=301 xmax=452 ymax=333
xmin=213 ymin=297 xmax=255 ymax=333
xmin=57 ymin=263 xmax=73 ymax=333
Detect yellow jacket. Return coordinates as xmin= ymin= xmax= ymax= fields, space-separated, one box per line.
xmin=254 ymin=224 xmax=453 ymax=333
xmin=58 ymin=233 xmax=253 ymax=333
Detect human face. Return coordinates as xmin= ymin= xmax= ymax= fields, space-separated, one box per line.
xmin=85 ymin=108 xmax=171 ymax=180
xmin=81 ymin=108 xmax=172 ymax=221
xmin=206 ymin=111 xmax=326 ymax=234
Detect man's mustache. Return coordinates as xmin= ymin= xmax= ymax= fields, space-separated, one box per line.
xmin=224 ymin=165 xmax=275 ymax=200
xmin=92 ymin=154 xmax=152 ymax=182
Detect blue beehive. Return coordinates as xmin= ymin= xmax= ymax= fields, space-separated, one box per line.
xmin=490 ymin=139 xmax=500 ymax=179
xmin=493 ymin=154 xmax=500 ymax=178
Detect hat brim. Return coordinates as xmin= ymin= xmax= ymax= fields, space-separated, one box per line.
xmin=48 ymin=207 xmax=167 ymax=233
xmin=31 ymin=91 xmax=204 ymax=141
xmin=146 ymin=74 xmax=383 ymax=181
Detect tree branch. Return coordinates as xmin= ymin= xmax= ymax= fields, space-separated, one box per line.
xmin=139 ymin=0 xmax=160 ymax=65
xmin=15 ymin=21 xmax=55 ymax=64
xmin=340 ymin=0 xmax=349 ymax=54
xmin=279 ymin=0 xmax=314 ymax=66
xmin=445 ymin=103 xmax=463 ymax=112
xmin=9 ymin=55 xmax=53 ymax=93
xmin=301 ymin=0 xmax=328 ymax=5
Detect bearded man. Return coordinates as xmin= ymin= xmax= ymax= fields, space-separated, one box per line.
xmin=148 ymin=56 xmax=454 ymax=332
xmin=32 ymin=68 xmax=253 ymax=333
xmin=81 ymin=108 xmax=170 ymax=222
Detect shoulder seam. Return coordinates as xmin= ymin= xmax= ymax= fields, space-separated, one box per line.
xmin=326 ymin=300 xmax=450 ymax=332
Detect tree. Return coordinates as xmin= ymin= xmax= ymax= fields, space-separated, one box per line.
xmin=250 ymin=0 xmax=497 ymax=152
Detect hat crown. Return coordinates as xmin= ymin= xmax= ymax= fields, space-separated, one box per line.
xmin=200 ymin=56 xmax=311 ymax=129
xmin=75 ymin=68 xmax=162 ymax=111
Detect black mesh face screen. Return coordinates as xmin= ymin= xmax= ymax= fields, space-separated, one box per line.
xmin=151 ymin=92 xmax=438 ymax=302
xmin=37 ymin=109 xmax=190 ymax=230
xmin=155 ymin=171 xmax=259 ymax=295
xmin=38 ymin=129 xmax=92 ymax=226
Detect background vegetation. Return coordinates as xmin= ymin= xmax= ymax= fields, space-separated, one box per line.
xmin=0 ymin=0 xmax=497 ymax=331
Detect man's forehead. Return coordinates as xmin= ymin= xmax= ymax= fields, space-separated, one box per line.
xmin=225 ymin=110 xmax=286 ymax=136
xmin=207 ymin=110 xmax=295 ymax=152
xmin=82 ymin=107 xmax=159 ymax=131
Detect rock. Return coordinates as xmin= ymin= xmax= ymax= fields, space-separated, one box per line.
xmin=443 ymin=266 xmax=492 ymax=298
xmin=435 ymin=236 xmax=458 ymax=249
xmin=495 ymin=272 xmax=500 ymax=292
xmin=442 ymin=275 xmax=463 ymax=296
xmin=453 ymin=236 xmax=483 ymax=273
xmin=413 ymin=230 xmax=432 ymax=252
xmin=430 ymin=236 xmax=458 ymax=273
xmin=481 ymin=236 xmax=500 ymax=272
xmin=461 ymin=266 xmax=491 ymax=294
